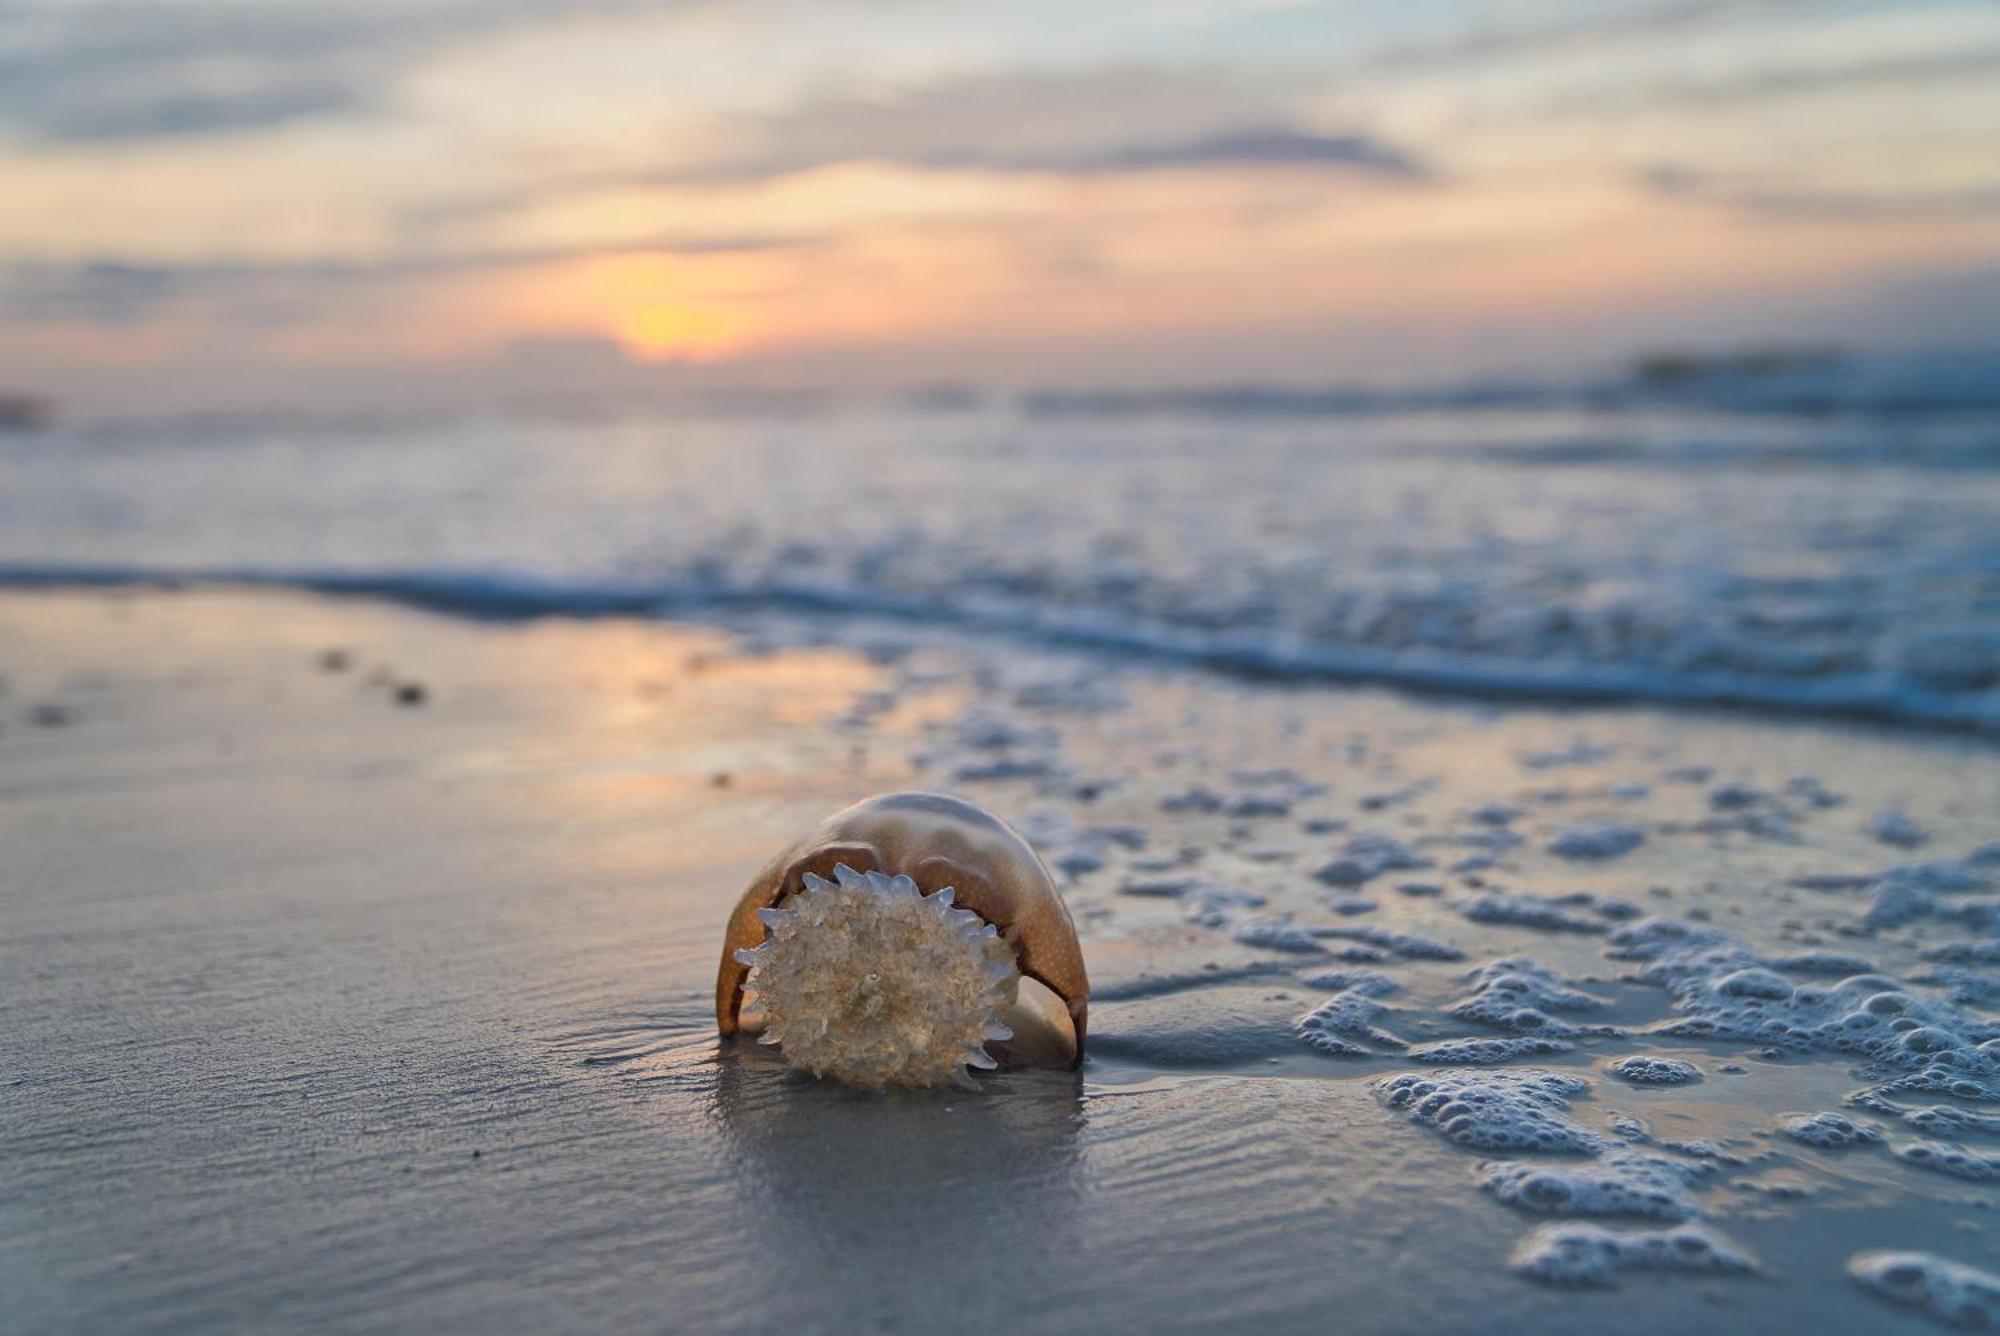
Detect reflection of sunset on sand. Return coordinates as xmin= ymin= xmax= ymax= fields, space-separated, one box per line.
xmin=712 ymin=1058 xmax=1089 ymax=1325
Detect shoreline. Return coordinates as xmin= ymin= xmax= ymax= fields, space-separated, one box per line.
xmin=0 ymin=568 xmax=1993 ymax=739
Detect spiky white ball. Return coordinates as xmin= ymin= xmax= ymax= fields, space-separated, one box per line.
xmin=733 ymin=864 xmax=1020 ymax=1088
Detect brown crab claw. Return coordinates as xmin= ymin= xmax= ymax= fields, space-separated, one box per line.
xmin=717 ymin=792 xmax=1089 ymax=1084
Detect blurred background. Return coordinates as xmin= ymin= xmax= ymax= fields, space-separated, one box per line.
xmin=4 ymin=0 xmax=1997 ymax=413
xmin=4 ymin=0 xmax=1999 ymax=729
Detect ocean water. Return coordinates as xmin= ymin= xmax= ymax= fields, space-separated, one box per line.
xmin=5 ymin=352 xmax=2000 ymax=729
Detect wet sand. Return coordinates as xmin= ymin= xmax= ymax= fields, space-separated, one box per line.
xmin=5 ymin=587 xmax=1999 ymax=1333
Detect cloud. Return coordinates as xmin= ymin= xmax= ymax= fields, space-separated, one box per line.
xmin=1356 ymin=0 xmax=1808 ymax=71
xmin=1550 ymin=43 xmax=2000 ymax=115
xmin=25 ymin=81 xmax=364 ymax=143
xmin=0 ymin=3 xmax=390 ymax=141
xmin=676 ymin=124 xmax=1430 ymax=183
xmin=0 ymin=234 xmax=808 ymax=325
xmin=0 ymin=0 xmax=705 ymax=143
xmin=663 ymin=68 xmax=1427 ymax=185
xmin=391 ymin=64 xmax=1429 ymax=238
xmin=0 ymin=0 xmax=1823 ymax=148
xmin=1641 ymin=164 xmax=2000 ymax=220
xmin=973 ymin=127 xmax=1426 ymax=179
xmin=3 ymin=261 xmax=183 ymax=324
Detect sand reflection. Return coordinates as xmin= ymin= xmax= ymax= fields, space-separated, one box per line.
xmin=711 ymin=1049 xmax=1086 ymax=1325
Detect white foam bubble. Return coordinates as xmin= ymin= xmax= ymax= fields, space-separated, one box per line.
xmin=1317 ymin=924 xmax=1465 ymax=962
xmin=1771 ymin=951 xmax=1876 ymax=976
xmin=1375 ymin=1068 xmax=1603 ymax=1153
xmin=1607 ymin=1056 xmax=1703 ymax=1086
xmin=1314 ymin=832 xmax=1432 ymax=886
xmin=1708 ymin=782 xmax=1773 ymax=811
xmin=1900 ymin=1104 xmax=2000 ymax=1138
xmin=1924 ymin=940 xmax=2000 ymax=965
xmin=1777 ymin=1112 xmax=1883 ymax=1149
xmin=1451 ymin=958 xmax=1612 ymax=1037
xmin=1011 ymin=803 xmax=1143 ymax=877
xmin=1509 ymin=1222 xmax=1757 ymax=1288
xmin=1870 ymin=810 xmax=1931 ymax=849
xmin=1482 ymin=1150 xmax=1708 ymax=1221
xmin=1177 ymin=881 xmax=1267 ymax=928
xmin=1228 ymin=915 xmax=1326 ymax=953
xmin=1408 ymin=1036 xmax=1575 ymax=1065
xmin=1458 ymin=892 xmax=1613 ymax=934
xmin=1894 ymin=1141 xmax=2000 ymax=1182
xmin=1294 ymin=967 xmax=1399 ymax=996
xmin=1850 ymin=1251 xmax=2000 ymax=1328
xmin=1865 ymin=860 xmax=1997 ymax=930
xmin=1547 ymin=822 xmax=1645 ymax=861
xmin=1297 ymin=989 xmax=1407 ymax=1056
xmin=1159 ymin=786 xmax=1226 ymax=814
xmin=1519 ymin=738 xmax=1613 ymax=771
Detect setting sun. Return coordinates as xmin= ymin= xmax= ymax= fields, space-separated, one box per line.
xmin=564 ymin=252 xmax=743 ymax=360
xmin=617 ymin=301 xmax=739 ymax=361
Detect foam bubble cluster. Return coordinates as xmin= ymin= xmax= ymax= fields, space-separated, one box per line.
xmin=1230 ymin=914 xmax=1325 ymax=952
xmin=1546 ymin=822 xmax=1645 ymax=861
xmin=1778 ymin=1111 xmax=1882 ymax=1150
xmin=1457 ymin=893 xmax=1615 ymax=934
xmin=1315 ymin=832 xmax=1431 ymax=886
xmin=1482 ymin=1150 xmax=1707 ymax=1221
xmin=733 ymin=864 xmax=1019 ymax=1088
xmin=1848 ymin=1251 xmax=2000 ymax=1329
xmin=1295 ymin=966 xmax=1399 ymax=996
xmin=1375 ymin=1068 xmax=1604 ymax=1153
xmin=1319 ymin=924 xmax=1465 ymax=962
xmin=1607 ymin=1055 xmax=1702 ymax=1086
xmin=1408 ymin=1036 xmax=1574 ymax=1065
xmin=1296 ymin=989 xmax=1407 ymax=1057
xmin=1509 ymin=1222 xmax=1757 ymax=1288
xmin=1451 ymin=958 xmax=1612 ymax=1037
xmin=1607 ymin=916 xmax=2000 ymax=1085
xmin=1862 ymin=859 xmax=1995 ymax=930
xmin=1901 ymin=1104 xmax=2000 ymax=1138
xmin=1894 ymin=1141 xmax=2000 ymax=1183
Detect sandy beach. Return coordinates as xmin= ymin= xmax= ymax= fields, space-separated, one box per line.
xmin=6 ymin=585 xmax=1998 ymax=1333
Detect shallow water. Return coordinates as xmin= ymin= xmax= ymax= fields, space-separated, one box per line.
xmin=5 ymin=365 xmax=2000 ymax=729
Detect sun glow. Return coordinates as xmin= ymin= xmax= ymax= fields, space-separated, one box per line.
xmin=527 ymin=252 xmax=747 ymax=361
xmin=618 ymin=301 xmax=740 ymax=361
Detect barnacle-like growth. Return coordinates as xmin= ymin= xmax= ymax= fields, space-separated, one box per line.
xmin=734 ymin=865 xmax=1019 ymax=1086
xmin=718 ymin=791 xmax=1088 ymax=1087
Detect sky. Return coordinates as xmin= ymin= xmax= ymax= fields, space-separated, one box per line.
xmin=4 ymin=0 xmax=1999 ymax=413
